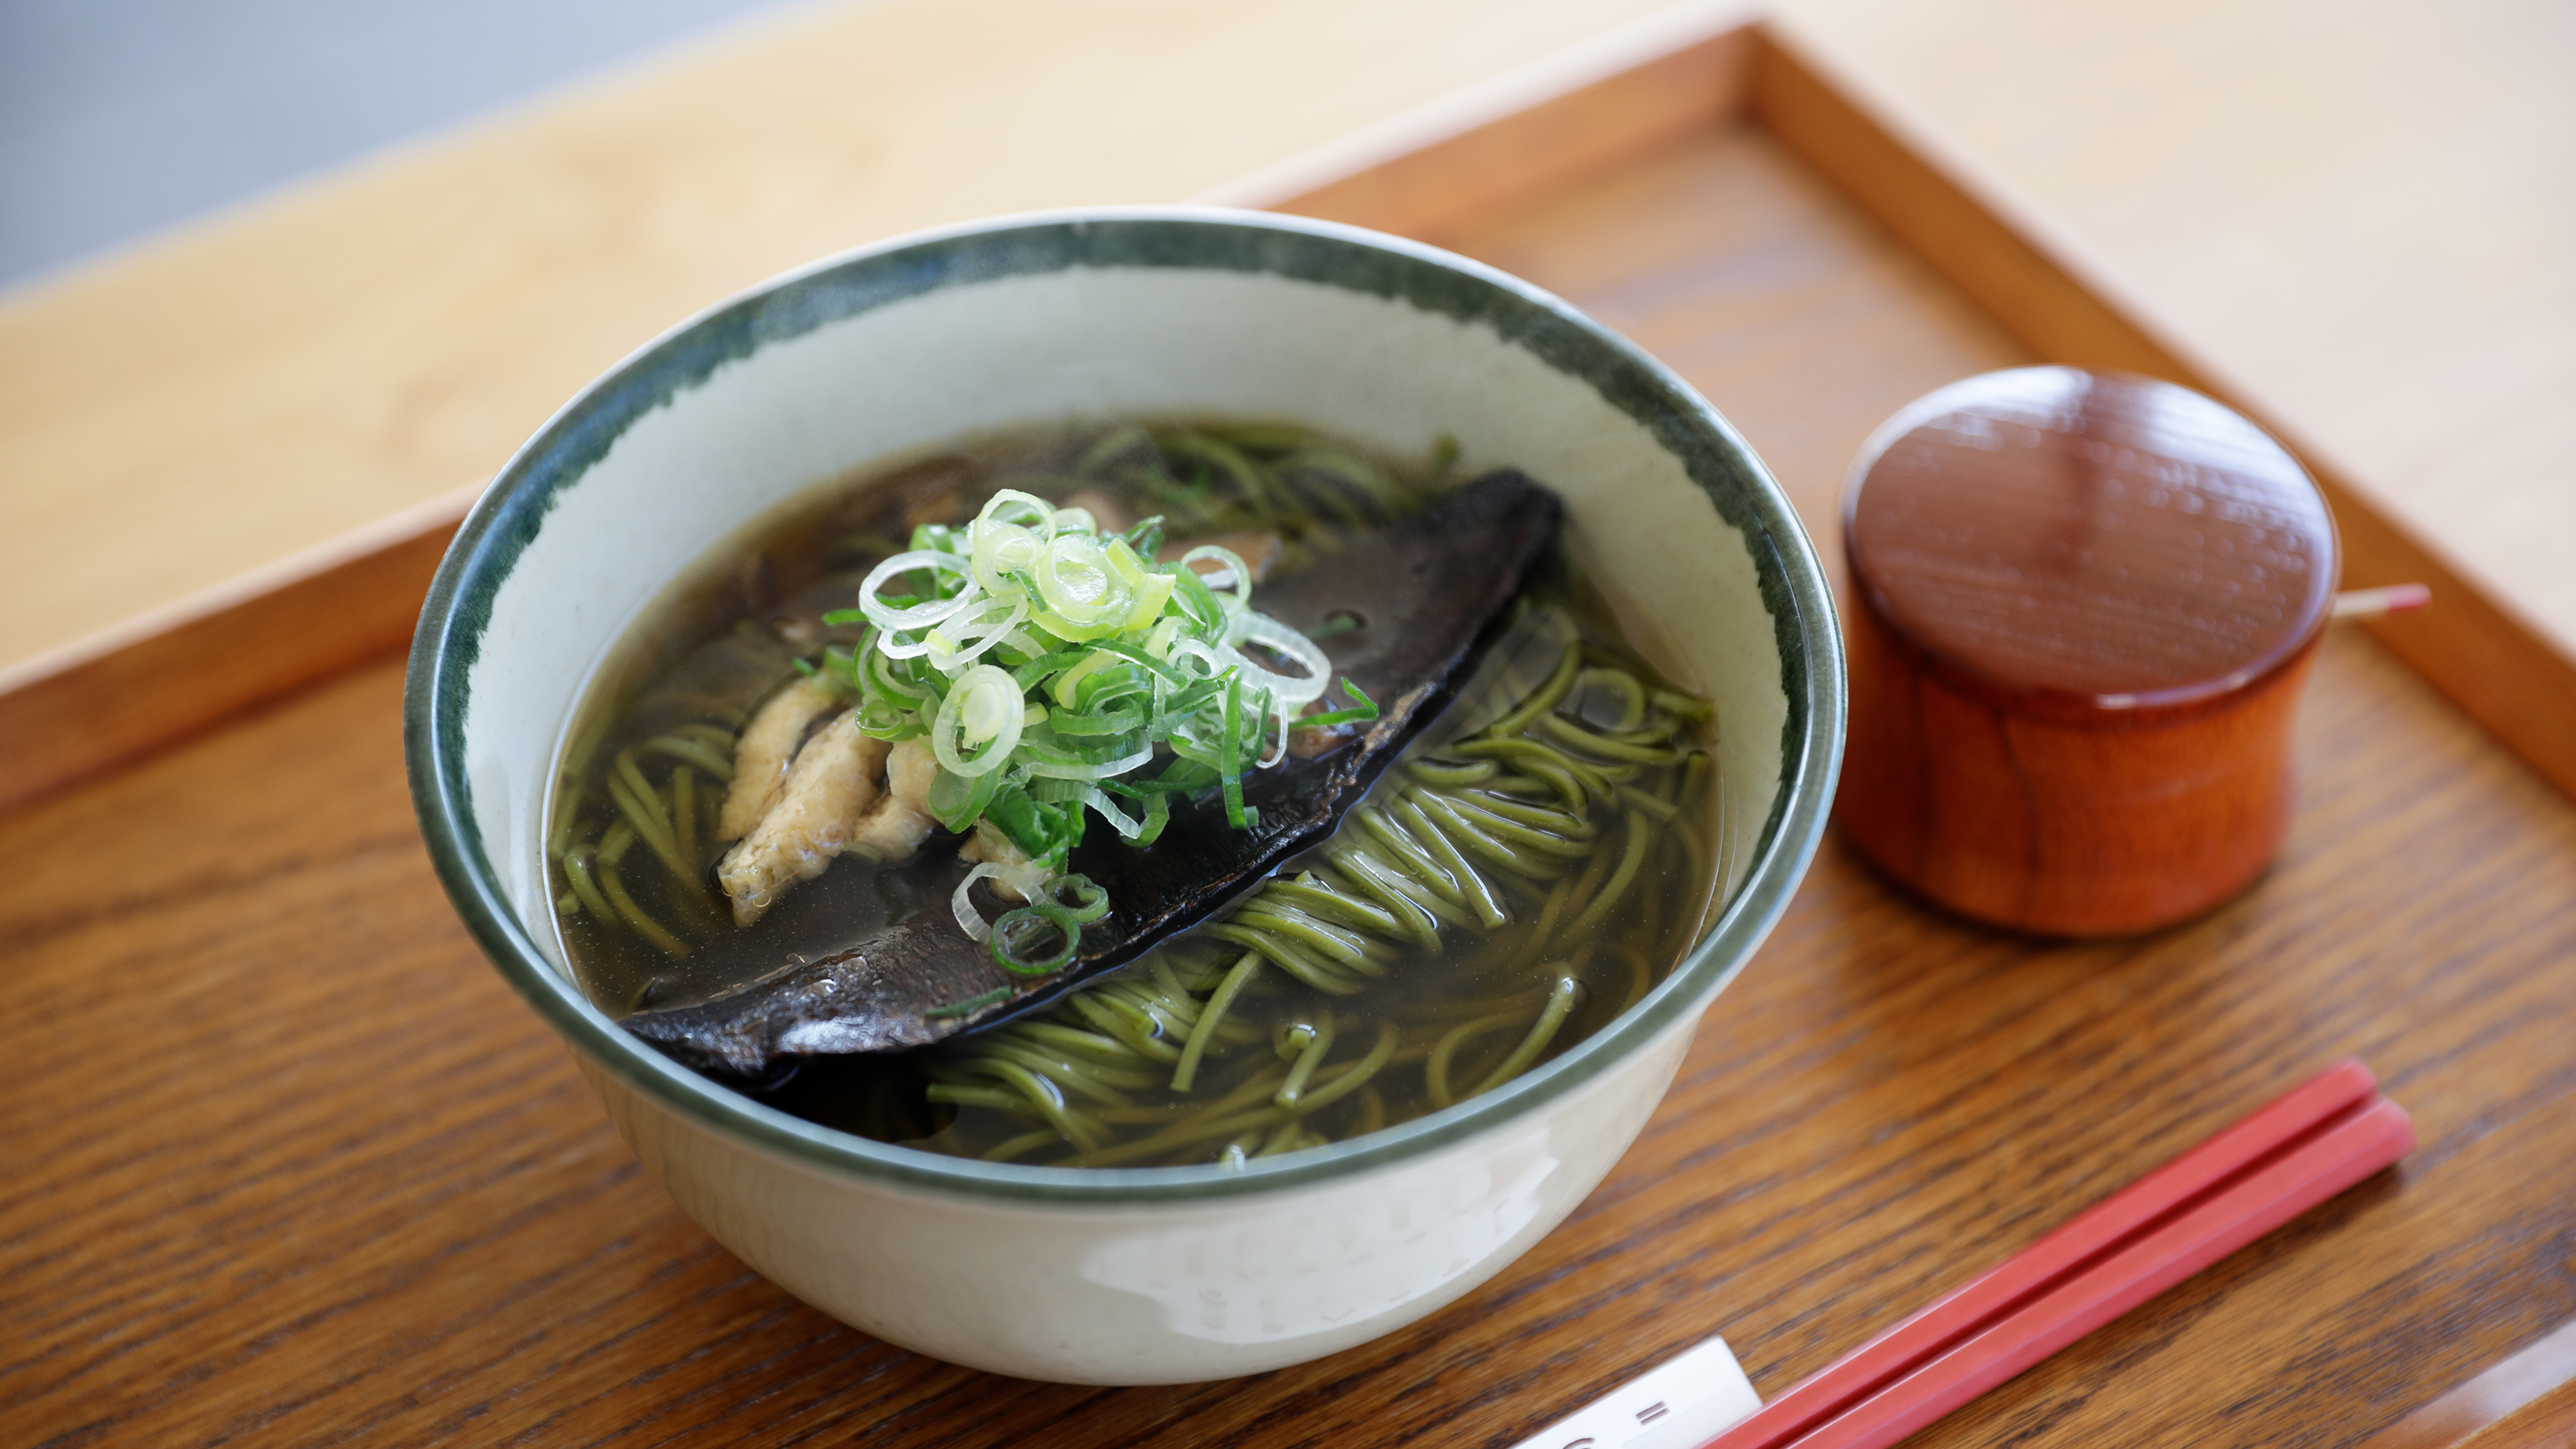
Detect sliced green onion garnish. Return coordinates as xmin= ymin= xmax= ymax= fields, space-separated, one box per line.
xmin=835 ymin=478 xmax=1379 ymax=938
xmin=991 ymin=898 xmax=1083 ymax=975
xmin=931 ymin=664 xmax=1026 ymax=777
xmin=926 ymin=987 xmax=1012 ymax=1019
xmin=1300 ymin=681 xmax=1379 ymax=729
xmin=1221 ymin=674 xmax=1247 ymax=828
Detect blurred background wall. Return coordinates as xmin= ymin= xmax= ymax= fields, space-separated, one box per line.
xmin=1 ymin=0 xmax=797 ymax=288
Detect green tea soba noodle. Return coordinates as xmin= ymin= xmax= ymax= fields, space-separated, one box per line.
xmin=549 ymin=419 xmax=1720 ymax=1169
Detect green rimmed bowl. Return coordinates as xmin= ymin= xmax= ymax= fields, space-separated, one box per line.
xmin=406 ymin=207 xmax=1842 ymax=1384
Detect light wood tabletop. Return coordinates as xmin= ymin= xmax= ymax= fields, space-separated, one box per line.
xmin=3 ymin=0 xmax=2569 ymax=680
xmin=5 ymin=4 xmax=2571 ymax=1446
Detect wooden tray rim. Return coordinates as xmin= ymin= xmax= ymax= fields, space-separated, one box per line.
xmin=2 ymin=6 xmax=2566 ymax=815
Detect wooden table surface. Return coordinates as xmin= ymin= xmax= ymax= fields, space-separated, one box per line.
xmin=10 ymin=99 xmax=2574 ymax=1447
xmin=5 ymin=0 xmax=2571 ymax=683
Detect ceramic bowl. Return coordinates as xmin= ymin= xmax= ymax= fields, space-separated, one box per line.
xmin=406 ymin=207 xmax=1842 ymax=1385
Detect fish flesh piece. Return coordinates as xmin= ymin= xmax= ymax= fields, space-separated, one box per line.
xmin=715 ymin=715 xmax=888 ymax=927
xmin=621 ymin=470 xmax=1563 ymax=1075
xmin=716 ymin=673 xmax=842 ymax=841
xmin=848 ymin=740 xmax=939 ymax=863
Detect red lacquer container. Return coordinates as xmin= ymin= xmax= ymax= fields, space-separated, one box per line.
xmin=1835 ymin=368 xmax=2339 ymax=935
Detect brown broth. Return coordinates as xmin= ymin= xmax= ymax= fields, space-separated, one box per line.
xmin=548 ymin=418 xmax=1720 ymax=1168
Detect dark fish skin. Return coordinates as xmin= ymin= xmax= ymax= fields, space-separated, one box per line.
xmin=621 ymin=470 xmax=1563 ymax=1077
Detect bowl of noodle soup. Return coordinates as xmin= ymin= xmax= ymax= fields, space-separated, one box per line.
xmin=406 ymin=207 xmax=1842 ymax=1384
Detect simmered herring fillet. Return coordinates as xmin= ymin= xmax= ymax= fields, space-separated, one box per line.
xmin=619 ymin=470 xmax=1564 ymax=1076
xmin=715 ymin=716 xmax=888 ymax=927
xmin=717 ymin=674 xmax=841 ymax=841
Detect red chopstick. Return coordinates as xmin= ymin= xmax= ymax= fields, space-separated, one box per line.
xmin=1701 ymin=1059 xmax=2414 ymax=1449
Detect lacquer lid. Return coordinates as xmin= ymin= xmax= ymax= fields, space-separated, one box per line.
xmin=1835 ymin=368 xmax=2340 ymax=935
xmin=1845 ymin=367 xmax=2337 ymax=716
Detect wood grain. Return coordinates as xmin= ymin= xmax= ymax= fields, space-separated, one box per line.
xmin=0 ymin=485 xmax=473 ymax=814
xmin=1839 ymin=602 xmax=2322 ymax=935
xmin=10 ymin=117 xmax=2571 ymax=1449
xmin=1833 ymin=366 xmax=2339 ymax=935
xmin=2357 ymin=1317 xmax=2576 ymax=1449
xmin=1771 ymin=0 xmax=2576 ymax=667
xmin=0 ymin=0 xmax=1727 ymax=815
xmin=1748 ymin=29 xmax=2576 ymax=807
xmin=0 ymin=0 xmax=1688 ymax=678
xmin=9 ymin=0 xmax=2570 ymax=843
xmin=13 ymin=7 xmax=2574 ymax=840
xmin=8 ymin=568 xmax=2570 ymax=1445
xmin=1237 ymin=9 xmax=1757 ymax=242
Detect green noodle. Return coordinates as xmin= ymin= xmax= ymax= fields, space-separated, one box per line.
xmin=923 ymin=642 xmax=1712 ymax=1166
xmin=549 ymin=420 xmax=1719 ymax=1170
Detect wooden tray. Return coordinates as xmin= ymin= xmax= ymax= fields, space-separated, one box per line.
xmin=9 ymin=19 xmax=2572 ymax=1447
